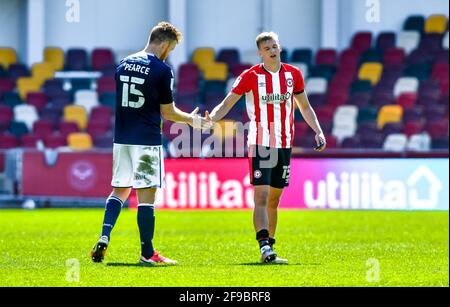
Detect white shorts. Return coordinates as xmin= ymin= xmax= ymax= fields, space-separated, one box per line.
xmin=111 ymin=144 xmax=165 ymax=189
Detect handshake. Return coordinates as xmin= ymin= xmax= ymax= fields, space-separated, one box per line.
xmin=190 ymin=107 xmax=215 ymax=130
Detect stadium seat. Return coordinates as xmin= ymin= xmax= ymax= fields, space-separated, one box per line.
xmin=291 ymin=49 xmax=313 ymax=66
xmin=433 ymin=49 xmax=449 ymax=64
xmin=17 ymin=77 xmax=41 ymax=100
xmin=306 ymin=78 xmax=327 ymax=94
xmin=31 ymin=63 xmax=55 ymax=85
xmin=326 ymin=92 xmax=349 ymax=108
xmin=74 ymin=90 xmax=99 ymax=115
xmin=376 ymin=32 xmax=396 ymax=51
xmin=419 ymin=33 xmax=445 ymax=53
xmin=63 ymin=105 xmax=88 ymax=130
xmin=334 ymin=105 xmax=358 ymax=123
xmin=358 ymin=63 xmax=383 ymax=85
xmin=43 ymin=79 xmax=65 ymax=99
xmin=40 ymin=106 xmax=62 ymax=126
xmin=8 ymin=63 xmax=30 ymax=81
xmin=360 ymin=49 xmax=384 ymax=64
xmin=348 ymin=92 xmax=371 ymax=108
xmin=43 ymin=133 xmax=67 ymax=148
xmin=309 ymin=65 xmax=335 ymax=80
xmin=67 ymin=132 xmax=93 ymax=151
xmin=403 ymin=120 xmax=425 ymax=136
xmin=0 ymin=79 xmax=15 ymax=98
xmin=383 ymin=133 xmax=408 ymax=152
xmin=0 ymin=133 xmax=18 ymax=149
xmin=405 ymin=63 xmax=430 ymax=81
xmin=230 ymin=63 xmax=252 ymax=78
xmin=280 ymin=49 xmax=288 ymax=63
xmin=340 ymin=135 xmax=361 ymax=148
xmin=384 ymin=48 xmax=405 ymax=67
xmin=357 ymin=122 xmax=379 ymax=135
xmin=397 ymin=93 xmax=417 ymax=109
xmin=431 ymin=63 xmax=449 ymax=81
xmin=192 ymin=48 xmax=216 ymax=72
xmin=431 ymin=137 xmax=449 ymax=149
xmin=0 ymin=65 xmax=6 ymax=78
xmin=0 ymin=105 xmax=13 ymax=132
xmin=397 ymin=31 xmax=421 ymax=54
xmin=51 ymin=92 xmax=72 ymax=110
xmin=8 ymin=121 xmax=29 ymax=138
xmin=26 ymin=92 xmax=49 ymax=113
xmin=0 ymin=48 xmax=17 ymax=69
xmin=20 ymin=133 xmax=41 ymax=148
xmin=203 ymin=62 xmax=228 ymax=81
xmin=217 ymin=49 xmax=240 ymax=68
xmin=316 ymin=49 xmax=337 ymax=66
xmin=403 ymin=106 xmax=424 ymax=122
xmin=407 ymin=133 xmax=431 ymax=151
xmin=425 ymin=119 xmax=449 ymax=139
xmin=338 ymin=49 xmax=359 ymax=71
xmin=99 ymin=92 xmax=116 ymax=109
xmin=66 ymin=48 xmax=89 ymax=71
xmin=92 ymin=48 xmax=115 ymax=71
xmin=93 ymin=132 xmax=113 ymax=148
xmin=425 ymin=15 xmax=448 ymax=34
xmin=351 ymin=32 xmax=372 ymax=54
xmin=404 ymin=15 xmax=425 ymax=33
xmin=2 ymin=92 xmax=22 ymax=108
xmin=59 ymin=121 xmax=80 ymax=137
xmin=13 ymin=104 xmax=39 ymax=131
xmin=377 ymin=105 xmax=403 ymax=129
xmin=394 ymin=77 xmax=419 ymax=97
xmin=33 ymin=120 xmax=54 ymax=137
xmin=44 ymin=47 xmax=64 ymax=71
xmin=360 ymin=132 xmax=385 ymax=149
xmin=382 ymin=122 xmax=404 ymax=135
xmin=350 ymin=80 xmax=372 ymax=94
xmin=96 ymin=77 xmax=116 ymax=96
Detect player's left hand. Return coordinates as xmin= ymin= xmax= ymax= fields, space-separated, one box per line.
xmin=314 ymin=132 xmax=326 ymax=152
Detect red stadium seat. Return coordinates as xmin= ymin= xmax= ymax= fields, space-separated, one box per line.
xmin=351 ymin=32 xmax=373 ymax=54
xmin=33 ymin=120 xmax=54 ymax=137
xmin=0 ymin=133 xmax=18 ymax=149
xmin=26 ymin=92 xmax=49 ymax=113
xmin=20 ymin=133 xmax=41 ymax=148
xmin=397 ymin=93 xmax=417 ymax=109
xmin=316 ymin=49 xmax=337 ymax=66
xmin=338 ymin=49 xmax=359 ymax=71
xmin=403 ymin=120 xmax=426 ymax=136
xmin=59 ymin=121 xmax=80 ymax=138
xmin=0 ymin=78 xmax=14 ymax=98
xmin=384 ymin=48 xmax=405 ymax=67
xmin=43 ymin=133 xmax=67 ymax=148
xmin=92 ymin=48 xmax=115 ymax=71
xmin=96 ymin=77 xmax=116 ymax=96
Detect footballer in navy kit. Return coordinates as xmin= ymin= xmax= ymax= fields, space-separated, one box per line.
xmin=90 ymin=22 xmax=211 ymax=265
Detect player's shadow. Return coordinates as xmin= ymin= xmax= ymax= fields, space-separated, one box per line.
xmin=237 ymin=262 xmax=321 ymax=266
xmin=106 ymin=262 xmax=172 ymax=268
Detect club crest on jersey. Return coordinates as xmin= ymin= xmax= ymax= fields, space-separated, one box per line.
xmin=254 ymin=170 xmax=262 ymax=179
xmin=286 ymin=78 xmax=294 ymax=87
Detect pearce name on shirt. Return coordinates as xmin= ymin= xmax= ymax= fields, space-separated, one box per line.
xmin=124 ymin=63 xmax=151 ymax=75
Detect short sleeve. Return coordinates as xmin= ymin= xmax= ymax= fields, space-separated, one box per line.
xmin=231 ymin=70 xmax=251 ymax=95
xmin=160 ymin=67 xmax=174 ymax=105
xmin=293 ymin=67 xmax=305 ymax=95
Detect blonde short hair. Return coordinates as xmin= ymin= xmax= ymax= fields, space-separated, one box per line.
xmin=256 ymin=32 xmax=279 ymax=49
xmin=149 ymin=21 xmax=182 ymax=44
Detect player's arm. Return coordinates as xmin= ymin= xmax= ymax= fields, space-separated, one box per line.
xmin=294 ymin=92 xmax=326 ymax=151
xmin=208 ymin=92 xmax=242 ymax=122
xmin=161 ymin=103 xmax=210 ymax=129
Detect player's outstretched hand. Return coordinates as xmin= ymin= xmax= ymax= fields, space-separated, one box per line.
xmin=190 ymin=108 xmax=214 ymax=130
xmin=314 ymin=132 xmax=326 ymax=152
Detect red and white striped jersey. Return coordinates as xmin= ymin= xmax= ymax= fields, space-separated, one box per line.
xmin=231 ymin=63 xmax=305 ymax=149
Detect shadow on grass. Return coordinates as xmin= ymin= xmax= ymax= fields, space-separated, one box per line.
xmin=106 ymin=262 xmax=173 ymax=268
xmin=237 ymin=262 xmax=322 ymax=266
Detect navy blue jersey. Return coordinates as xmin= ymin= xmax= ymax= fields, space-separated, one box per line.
xmin=114 ymin=51 xmax=173 ymax=146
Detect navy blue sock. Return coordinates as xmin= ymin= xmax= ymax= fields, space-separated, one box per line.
xmin=101 ymin=196 xmax=123 ymax=241
xmin=137 ymin=205 xmax=155 ymax=259
xmin=256 ymin=229 xmax=270 ymax=248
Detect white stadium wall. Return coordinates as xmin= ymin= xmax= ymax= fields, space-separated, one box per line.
xmin=0 ymin=0 xmax=448 ymax=65
xmin=44 ymin=0 xmax=168 ymax=56
xmin=338 ymin=0 xmax=449 ymax=49
xmin=0 ymin=0 xmax=26 ymax=60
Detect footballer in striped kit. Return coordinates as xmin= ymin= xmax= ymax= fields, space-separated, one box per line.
xmin=208 ymin=32 xmax=326 ymax=264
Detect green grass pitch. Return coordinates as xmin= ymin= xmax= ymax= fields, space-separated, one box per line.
xmin=0 ymin=209 xmax=448 ymax=287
